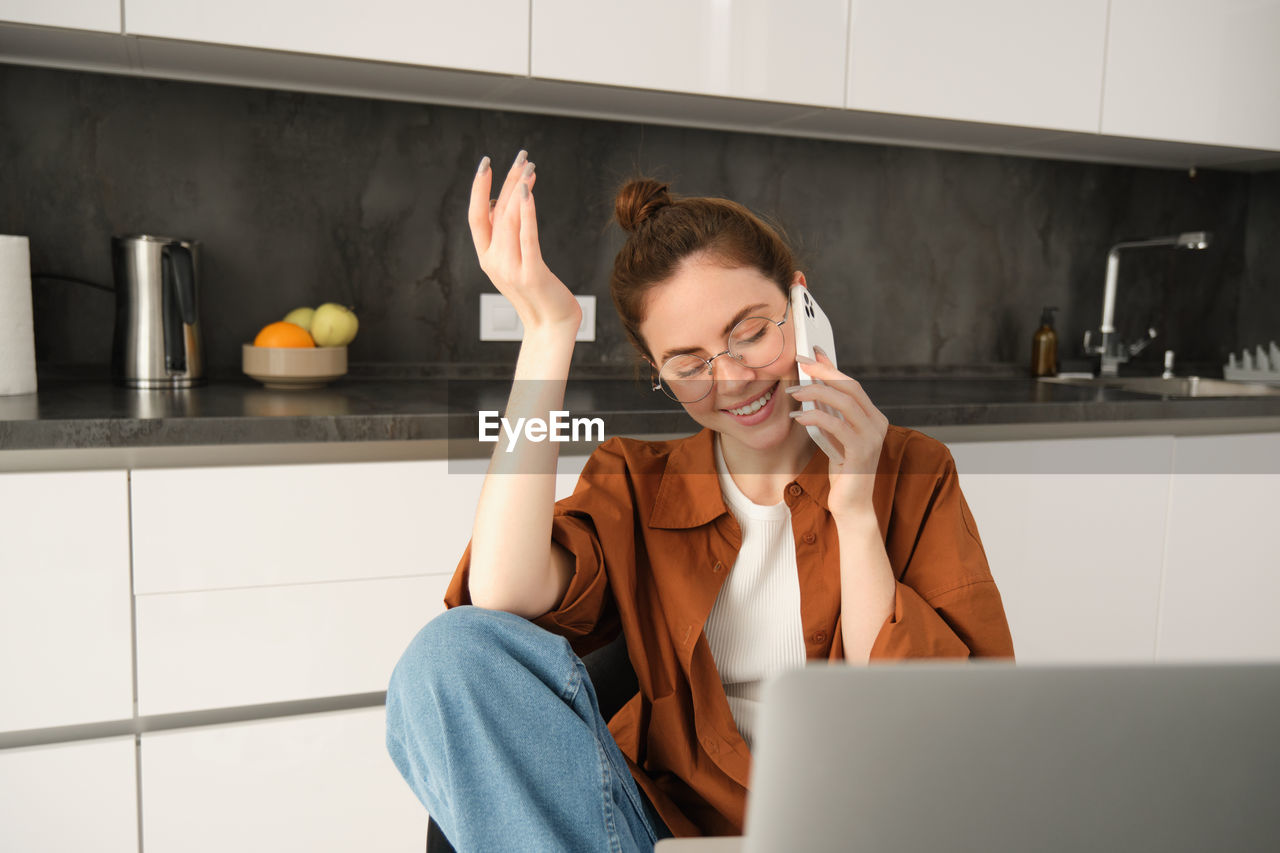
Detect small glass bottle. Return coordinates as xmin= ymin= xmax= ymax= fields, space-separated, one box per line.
xmin=1031 ymin=306 xmax=1058 ymax=377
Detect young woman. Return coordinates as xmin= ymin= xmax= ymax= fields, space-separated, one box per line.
xmin=386 ymin=150 xmax=1014 ymax=850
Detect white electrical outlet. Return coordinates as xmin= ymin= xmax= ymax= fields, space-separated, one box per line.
xmin=480 ymin=293 xmax=595 ymax=342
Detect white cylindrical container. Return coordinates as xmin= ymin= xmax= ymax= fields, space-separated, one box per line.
xmin=0 ymin=235 xmax=37 ymax=396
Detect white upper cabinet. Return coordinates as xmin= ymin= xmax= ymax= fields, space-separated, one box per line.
xmin=531 ymin=0 xmax=848 ymax=108
xmin=5 ymin=0 xmax=1278 ymax=165
xmin=846 ymin=0 xmax=1109 ymax=133
xmin=1102 ymin=0 xmax=1280 ymax=151
xmin=124 ymin=0 xmax=529 ymax=76
xmin=0 ymin=0 xmax=119 ymax=32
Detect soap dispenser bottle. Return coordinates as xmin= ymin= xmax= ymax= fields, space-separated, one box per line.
xmin=1031 ymin=306 xmax=1058 ymax=377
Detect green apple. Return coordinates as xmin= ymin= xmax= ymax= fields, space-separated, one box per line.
xmin=282 ymin=306 xmax=315 ymax=332
xmin=310 ymin=303 xmax=358 ymax=347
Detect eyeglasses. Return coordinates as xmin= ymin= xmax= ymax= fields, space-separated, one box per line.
xmin=651 ymin=301 xmax=791 ymax=403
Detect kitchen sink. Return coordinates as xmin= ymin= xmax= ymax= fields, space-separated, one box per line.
xmin=1039 ymin=375 xmax=1280 ymax=398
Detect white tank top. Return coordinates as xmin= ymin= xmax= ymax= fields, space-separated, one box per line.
xmin=704 ymin=436 xmax=807 ymax=750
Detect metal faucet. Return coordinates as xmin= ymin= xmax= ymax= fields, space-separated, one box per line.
xmin=1083 ymin=231 xmax=1211 ymax=376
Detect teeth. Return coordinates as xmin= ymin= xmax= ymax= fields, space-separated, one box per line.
xmin=729 ymin=387 xmax=773 ymax=416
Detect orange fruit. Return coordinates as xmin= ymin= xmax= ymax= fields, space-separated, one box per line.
xmin=253 ymin=321 xmax=315 ymax=348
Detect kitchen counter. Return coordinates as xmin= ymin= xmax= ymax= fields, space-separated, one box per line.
xmin=5 ymin=370 xmax=1280 ymax=470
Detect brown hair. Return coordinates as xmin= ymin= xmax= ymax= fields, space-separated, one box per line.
xmin=610 ymin=178 xmax=796 ymax=363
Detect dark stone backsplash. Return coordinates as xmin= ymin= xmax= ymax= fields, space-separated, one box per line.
xmin=1 ymin=64 xmax=1275 ymax=376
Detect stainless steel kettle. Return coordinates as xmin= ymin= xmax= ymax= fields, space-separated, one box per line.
xmin=111 ymin=235 xmax=205 ymax=388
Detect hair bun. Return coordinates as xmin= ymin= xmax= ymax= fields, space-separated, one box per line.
xmin=615 ymin=178 xmax=673 ymax=233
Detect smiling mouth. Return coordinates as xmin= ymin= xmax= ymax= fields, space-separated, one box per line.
xmin=724 ymin=382 xmax=777 ymax=416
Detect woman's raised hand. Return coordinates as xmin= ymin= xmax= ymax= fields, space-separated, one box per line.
xmin=468 ymin=151 xmax=582 ymax=336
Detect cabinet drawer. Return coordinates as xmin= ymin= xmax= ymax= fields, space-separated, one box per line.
xmin=141 ymin=707 xmax=424 ymax=853
xmin=0 ymin=470 xmax=134 ymax=730
xmin=0 ymin=736 xmax=138 ymax=852
xmin=136 ymin=574 xmax=449 ymax=715
xmin=131 ymin=460 xmax=483 ymax=594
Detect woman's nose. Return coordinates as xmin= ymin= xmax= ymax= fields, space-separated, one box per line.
xmin=713 ymin=354 xmax=756 ymax=386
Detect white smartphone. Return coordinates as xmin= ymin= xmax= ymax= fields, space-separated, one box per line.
xmin=788 ymin=283 xmax=844 ymax=460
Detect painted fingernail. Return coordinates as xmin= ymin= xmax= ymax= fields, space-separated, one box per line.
xmin=814 ymin=345 xmax=828 ymax=359
xmin=477 ymin=155 xmax=490 ymax=175
xmin=784 ymin=385 xmax=804 ymax=394
xmin=520 ymin=183 xmax=530 ymax=199
xmin=513 ymin=149 xmax=528 ymax=168
xmin=796 ymin=355 xmax=817 ymax=365
xmin=789 ymin=410 xmax=806 ymax=418
xmin=522 ymin=161 xmax=535 ymax=178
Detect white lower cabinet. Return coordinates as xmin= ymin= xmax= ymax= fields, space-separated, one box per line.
xmin=947 ymin=431 xmax=1280 ymax=664
xmin=1157 ymin=433 xmax=1280 ymax=662
xmin=6 ymin=435 xmax=1275 ymax=849
xmin=135 ymin=573 xmax=451 ymax=715
xmin=0 ymin=470 xmax=134 ymax=730
xmin=0 ymin=453 xmax=588 ymax=852
xmin=0 ymin=736 xmax=138 ymax=852
xmin=140 ymin=707 xmax=425 ymax=853
xmin=947 ymin=436 xmax=1174 ymax=664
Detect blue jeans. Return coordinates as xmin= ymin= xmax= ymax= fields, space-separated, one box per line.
xmin=386 ymin=606 xmax=672 ymax=851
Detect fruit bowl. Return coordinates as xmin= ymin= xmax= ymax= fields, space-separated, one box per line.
xmin=242 ymin=344 xmax=347 ymax=389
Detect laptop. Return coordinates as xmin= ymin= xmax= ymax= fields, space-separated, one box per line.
xmin=657 ymin=661 xmax=1280 ymax=852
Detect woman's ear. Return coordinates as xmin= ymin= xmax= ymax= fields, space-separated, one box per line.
xmin=791 ymin=270 xmax=807 ymax=288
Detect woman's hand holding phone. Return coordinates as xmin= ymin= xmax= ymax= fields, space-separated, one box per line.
xmin=467 ymin=151 xmax=582 ymax=338
xmin=791 ymin=348 xmax=896 ymax=662
xmin=786 ymin=348 xmax=889 ymax=521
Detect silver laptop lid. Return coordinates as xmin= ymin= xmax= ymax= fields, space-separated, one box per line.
xmin=746 ymin=661 xmax=1280 ymax=853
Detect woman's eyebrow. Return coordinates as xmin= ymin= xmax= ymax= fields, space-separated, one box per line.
xmin=722 ymin=303 xmax=770 ymax=335
xmin=656 ymin=302 xmax=771 ymax=363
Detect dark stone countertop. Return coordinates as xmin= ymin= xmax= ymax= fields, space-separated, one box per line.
xmin=4 ymin=364 xmax=1280 ymax=452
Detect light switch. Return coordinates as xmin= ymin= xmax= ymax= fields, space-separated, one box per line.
xmin=577 ymin=295 xmax=596 ymax=342
xmin=479 ymin=293 xmax=521 ymax=341
xmin=480 ymin=293 xmax=596 ymax=342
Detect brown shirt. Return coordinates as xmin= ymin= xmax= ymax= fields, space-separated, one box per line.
xmin=445 ymin=425 xmax=1015 ymax=837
